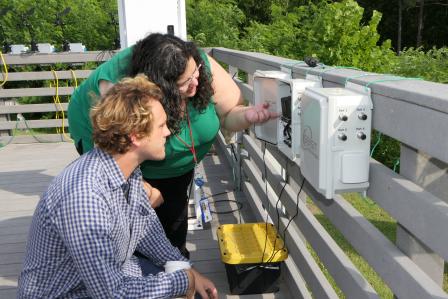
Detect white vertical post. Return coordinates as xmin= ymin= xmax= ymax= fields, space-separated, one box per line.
xmin=117 ymin=0 xmax=187 ymax=48
xmin=178 ymin=0 xmax=187 ymax=40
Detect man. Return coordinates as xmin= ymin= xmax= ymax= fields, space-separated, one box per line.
xmin=18 ymin=75 xmax=217 ymax=299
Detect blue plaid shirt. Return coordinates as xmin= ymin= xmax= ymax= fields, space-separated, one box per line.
xmin=18 ymin=148 xmax=189 ymax=298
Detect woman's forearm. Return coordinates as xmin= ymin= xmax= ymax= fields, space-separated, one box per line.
xmin=221 ymin=105 xmax=251 ymax=132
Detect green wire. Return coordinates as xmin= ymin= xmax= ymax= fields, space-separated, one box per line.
xmin=370 ymin=132 xmax=382 ymax=157
xmin=393 ymin=159 xmax=400 ymax=173
xmin=364 ymin=76 xmax=423 ymax=91
xmin=21 ymin=116 xmax=49 ymax=144
xmin=0 ymin=118 xmax=19 ymax=149
xmin=363 ymin=76 xmax=422 ymax=174
xmin=319 ymin=66 xmax=361 ymax=79
xmin=305 ymin=64 xmax=327 ymax=76
xmin=1 ymin=111 xmax=72 ymax=149
xmin=344 ymin=73 xmax=379 ymax=86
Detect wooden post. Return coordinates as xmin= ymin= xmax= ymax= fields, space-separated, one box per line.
xmin=396 ymin=144 xmax=445 ymax=289
xmin=227 ymin=65 xmax=242 ymax=190
xmin=0 ymin=94 xmax=12 ymax=138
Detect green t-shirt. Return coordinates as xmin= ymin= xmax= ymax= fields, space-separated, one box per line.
xmin=68 ymin=46 xmax=133 ymax=152
xmin=68 ymin=47 xmax=220 ymax=179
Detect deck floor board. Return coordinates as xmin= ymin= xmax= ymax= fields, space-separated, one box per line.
xmin=0 ymin=142 xmax=292 ymax=298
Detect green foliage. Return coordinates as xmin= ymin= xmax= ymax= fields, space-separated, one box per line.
xmin=293 ymin=0 xmax=395 ymax=72
xmin=239 ymin=0 xmax=396 ymax=73
xmin=0 ymin=0 xmax=117 ymax=51
xmin=237 ymin=0 xmax=273 ymax=27
xmin=392 ymin=47 xmax=448 ymax=83
xmin=186 ymin=0 xmax=245 ymax=48
xmin=238 ymin=5 xmax=300 ymax=58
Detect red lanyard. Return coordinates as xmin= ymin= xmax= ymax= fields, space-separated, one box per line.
xmin=175 ymin=107 xmax=197 ymax=164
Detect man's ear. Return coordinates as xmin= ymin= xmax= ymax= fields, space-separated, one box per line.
xmin=129 ymin=133 xmax=141 ymax=147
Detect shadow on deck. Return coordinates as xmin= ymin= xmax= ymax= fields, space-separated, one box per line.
xmin=0 ymin=142 xmax=292 ymax=298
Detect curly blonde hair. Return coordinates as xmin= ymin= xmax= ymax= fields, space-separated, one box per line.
xmin=91 ymin=75 xmax=163 ymax=155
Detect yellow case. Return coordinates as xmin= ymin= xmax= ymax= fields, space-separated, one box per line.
xmin=217 ymin=223 xmax=288 ymax=264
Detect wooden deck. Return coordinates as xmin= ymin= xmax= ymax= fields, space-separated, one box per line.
xmin=0 ymin=142 xmax=292 ymax=298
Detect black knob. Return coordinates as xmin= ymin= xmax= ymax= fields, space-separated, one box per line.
xmin=358 ymin=113 xmax=368 ymax=120
xmin=357 ymin=132 xmax=367 ymax=140
xmin=339 ymin=115 xmax=348 ymax=121
xmin=338 ymin=134 xmax=347 ymax=141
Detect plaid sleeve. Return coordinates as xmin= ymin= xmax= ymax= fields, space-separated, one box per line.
xmin=136 ymin=206 xmax=189 ymax=266
xmin=55 ymin=186 xmax=188 ymax=298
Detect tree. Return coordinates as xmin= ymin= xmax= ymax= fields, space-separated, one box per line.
xmin=356 ymin=0 xmax=448 ymax=50
xmin=416 ymin=0 xmax=425 ymax=47
xmin=398 ymin=0 xmax=403 ymax=53
xmin=186 ymin=0 xmax=245 ymax=48
xmin=0 ymin=0 xmax=118 ymax=51
xmin=237 ymin=0 xmax=273 ymax=27
xmin=240 ymin=0 xmax=395 ymax=72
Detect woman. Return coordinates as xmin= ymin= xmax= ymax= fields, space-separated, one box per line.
xmin=68 ymin=33 xmax=276 ymax=258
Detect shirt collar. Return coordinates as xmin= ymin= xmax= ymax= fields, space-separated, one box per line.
xmin=94 ymin=148 xmax=142 ymax=190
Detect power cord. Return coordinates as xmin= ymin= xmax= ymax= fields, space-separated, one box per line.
xmin=0 ymin=118 xmax=19 ymax=149
xmin=0 ymin=51 xmax=8 ymax=87
xmin=370 ymin=131 xmax=382 ymax=157
xmin=210 ymin=199 xmax=243 ymax=215
xmin=267 ymin=177 xmax=305 ymax=263
xmin=266 ymin=180 xmax=288 ymax=263
xmin=50 ymin=70 xmax=71 ymax=141
xmin=260 ymin=142 xmax=271 ymax=263
xmin=0 ymin=113 xmax=69 ymax=149
xmin=70 ymin=69 xmax=78 ymax=90
xmin=96 ymin=50 xmax=116 ymax=63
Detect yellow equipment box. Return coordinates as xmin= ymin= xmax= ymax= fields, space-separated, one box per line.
xmin=216 ymin=223 xmax=288 ymax=294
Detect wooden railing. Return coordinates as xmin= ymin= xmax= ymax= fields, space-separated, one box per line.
xmin=211 ymin=48 xmax=448 ymax=299
xmin=0 ymin=51 xmax=114 ymax=144
xmin=2 ymin=48 xmax=448 ymax=298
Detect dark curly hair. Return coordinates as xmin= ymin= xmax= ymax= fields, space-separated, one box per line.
xmin=130 ymin=33 xmax=214 ymax=134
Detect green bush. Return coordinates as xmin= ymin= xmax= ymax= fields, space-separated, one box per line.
xmin=239 ymin=0 xmax=396 ymax=73
xmin=391 ymin=47 xmax=448 ymax=83
xmin=186 ymin=0 xmax=245 ymax=48
xmin=293 ymin=0 xmax=396 ymax=73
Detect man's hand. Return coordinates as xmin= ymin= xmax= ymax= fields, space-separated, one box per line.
xmin=142 ymin=181 xmax=164 ymax=208
xmin=190 ymin=268 xmax=218 ymax=299
xmin=244 ymin=102 xmax=279 ymax=125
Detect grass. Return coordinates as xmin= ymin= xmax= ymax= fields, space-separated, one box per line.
xmin=306 ymin=194 xmax=394 ymax=298
xmin=306 ymin=192 xmax=448 ymax=297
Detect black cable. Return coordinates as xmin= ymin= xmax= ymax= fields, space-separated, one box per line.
xmin=209 ymin=190 xmax=232 ymax=197
xmin=261 ymin=143 xmax=270 ymax=263
xmin=210 ymin=199 xmax=243 ymax=215
xmin=267 ymin=180 xmax=288 ymax=263
xmin=229 ymin=143 xmax=237 ymax=160
xmin=207 ymin=190 xmax=243 ymax=224
xmin=96 ymin=50 xmax=116 ymax=64
xmin=267 ymin=177 xmax=306 ymax=263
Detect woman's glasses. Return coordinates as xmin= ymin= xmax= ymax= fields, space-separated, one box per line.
xmin=178 ymin=63 xmax=202 ymax=90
